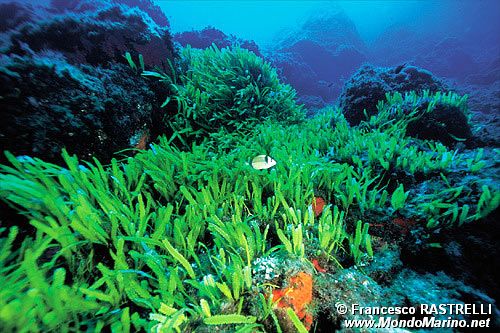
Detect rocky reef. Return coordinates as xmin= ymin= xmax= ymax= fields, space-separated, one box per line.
xmin=174 ymin=26 xmax=262 ymax=57
xmin=268 ymin=10 xmax=367 ymax=109
xmin=267 ymin=4 xmax=500 ymax=127
xmin=338 ymin=65 xmax=445 ymax=123
xmin=0 ymin=0 xmax=175 ymax=163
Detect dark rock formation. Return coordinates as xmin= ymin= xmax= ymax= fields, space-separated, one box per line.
xmin=175 ymin=27 xmax=231 ymax=50
xmin=338 ymin=64 xmax=446 ymax=125
xmin=5 ymin=3 xmax=174 ymax=68
xmin=116 ymin=0 xmax=170 ymax=27
xmin=0 ymin=0 xmax=175 ymax=163
xmin=465 ymin=56 xmax=500 ymax=86
xmin=0 ymin=54 xmax=166 ymax=163
xmin=371 ymin=27 xmax=490 ymax=84
xmin=455 ymin=57 xmax=500 ymax=146
xmin=314 ymin=262 xmax=499 ymax=330
xmin=297 ymin=95 xmax=327 ymax=116
xmin=49 ymin=0 xmax=170 ymax=27
xmin=275 ymin=10 xmax=366 ymax=52
xmin=174 ymin=26 xmax=262 ymax=57
xmin=406 ymin=98 xmax=472 ymax=145
xmin=0 ymin=1 xmax=34 ymax=33
xmin=271 ymin=51 xmax=323 ymax=96
xmin=402 ymin=208 xmax=500 ymax=303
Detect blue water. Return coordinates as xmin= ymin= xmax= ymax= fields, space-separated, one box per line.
xmin=161 ymin=0 xmax=500 ymax=49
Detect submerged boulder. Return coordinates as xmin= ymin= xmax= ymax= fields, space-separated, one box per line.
xmin=405 ymin=95 xmax=472 ymax=145
xmin=175 ymin=26 xmax=232 ymax=49
xmin=0 ymin=1 xmax=34 ymax=33
xmin=174 ymin=26 xmax=262 ymax=57
xmin=0 ymin=0 xmax=175 ymax=163
xmin=339 ymin=64 xmax=447 ymax=125
xmin=269 ymin=9 xmax=367 ymax=103
xmin=415 ymin=37 xmax=479 ymax=81
xmin=49 ymin=0 xmax=170 ymax=28
xmin=5 ymin=3 xmax=174 ymax=68
xmin=339 ymin=65 xmax=475 ymax=146
xmin=0 ymin=54 xmax=165 ymax=163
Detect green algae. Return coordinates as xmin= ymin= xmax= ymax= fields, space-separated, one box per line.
xmin=0 ymin=47 xmax=498 ymax=332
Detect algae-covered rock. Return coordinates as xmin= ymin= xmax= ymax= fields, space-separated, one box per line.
xmin=339 ymin=64 xmax=474 ymax=145
xmin=6 ymin=3 xmax=174 ymax=67
xmin=174 ymin=26 xmax=262 ymax=57
xmin=339 ymin=64 xmax=446 ymax=125
xmin=315 ymin=266 xmax=500 ymax=331
xmin=315 ymin=269 xmax=384 ymax=329
xmin=0 ymin=55 xmax=164 ymax=163
xmin=163 ymin=45 xmax=304 ymax=146
xmin=406 ymin=100 xmax=471 ymax=145
xmin=0 ymin=0 xmax=174 ymax=163
xmin=387 ymin=270 xmax=500 ymax=326
xmin=364 ymin=245 xmax=403 ymax=285
xmin=397 ymin=91 xmax=473 ymax=145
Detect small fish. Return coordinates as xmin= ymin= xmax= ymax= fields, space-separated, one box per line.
xmin=132 ymin=129 xmax=149 ymax=150
xmin=318 ymin=80 xmax=335 ymax=88
xmin=311 ymin=258 xmax=327 ymax=273
xmin=251 ymin=155 xmax=277 ymax=170
xmin=394 ymin=63 xmax=407 ymax=74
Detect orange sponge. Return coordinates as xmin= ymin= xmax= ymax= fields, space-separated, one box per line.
xmin=272 ymin=272 xmax=314 ymax=330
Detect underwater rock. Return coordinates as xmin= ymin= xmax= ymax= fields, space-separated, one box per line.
xmin=269 ymin=9 xmax=367 ymax=103
xmin=469 ymin=107 xmax=500 ymax=146
xmin=371 ymin=30 xmax=479 ymax=82
xmin=401 ymin=208 xmax=500 ymax=304
xmin=2 ymin=0 xmax=175 ymax=68
xmin=458 ymin=58 xmax=500 ymax=146
xmin=175 ymin=27 xmax=231 ymax=49
xmin=405 ymin=96 xmax=473 ymax=145
xmin=296 ymin=95 xmax=327 ymax=116
xmin=114 ymin=0 xmax=170 ymax=28
xmin=370 ymin=26 xmax=436 ymax=68
xmin=270 ymin=51 xmax=323 ymax=96
xmin=275 ymin=9 xmax=366 ymax=53
xmin=364 ymin=245 xmax=403 ymax=285
xmin=0 ymin=0 xmax=174 ymax=163
xmin=370 ymin=0 xmax=500 ymax=83
xmin=49 ymin=0 xmax=170 ymax=28
xmin=174 ymin=26 xmax=262 ymax=57
xmin=340 ymin=65 xmax=475 ymax=145
xmin=0 ymin=53 xmax=165 ymax=163
xmin=465 ymin=56 xmax=500 ymax=86
xmin=315 ymin=265 xmax=500 ymax=330
xmin=315 ymin=269 xmax=383 ymax=329
xmin=388 ymin=270 xmax=500 ymax=327
xmin=415 ymin=37 xmax=479 ymax=82
xmin=0 ymin=1 xmax=34 ymax=33
xmin=338 ymin=64 xmax=447 ymax=126
xmin=276 ymin=41 xmax=366 ymax=102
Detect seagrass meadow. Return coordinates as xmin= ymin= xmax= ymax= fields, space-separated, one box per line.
xmin=0 ymin=41 xmax=498 ymax=332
